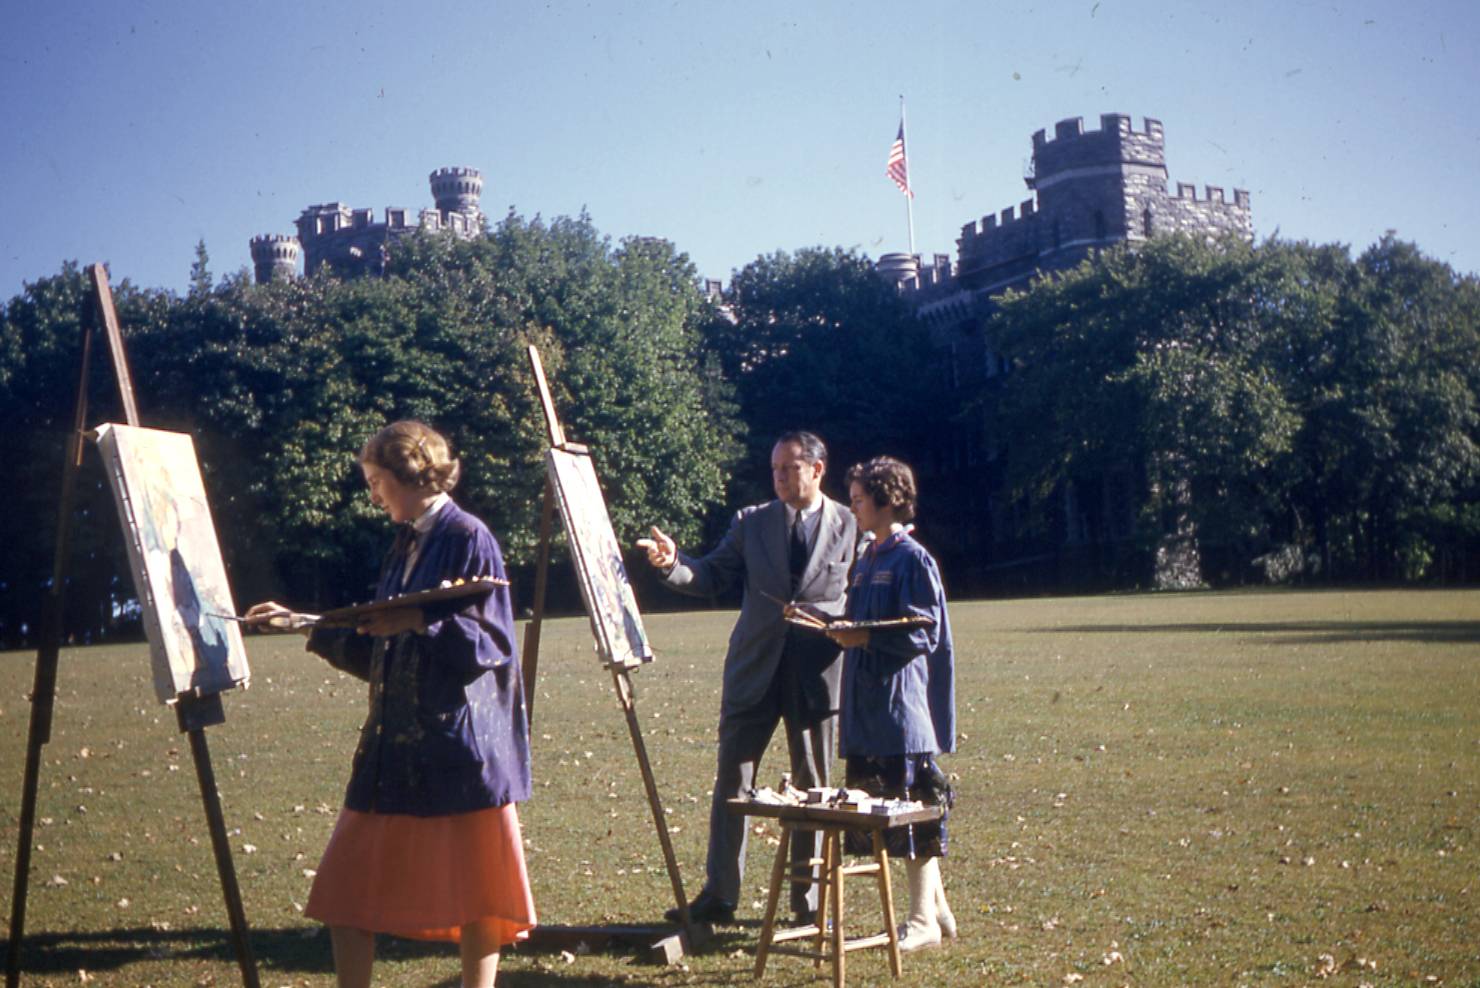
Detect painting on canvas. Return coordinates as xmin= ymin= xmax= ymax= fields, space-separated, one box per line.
xmin=95 ymin=424 xmax=250 ymax=702
xmin=547 ymin=447 xmax=654 ymax=669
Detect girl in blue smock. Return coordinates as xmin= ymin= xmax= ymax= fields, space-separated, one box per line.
xmin=826 ymin=456 xmax=956 ymax=951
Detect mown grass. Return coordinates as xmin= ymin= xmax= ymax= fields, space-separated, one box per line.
xmin=2 ymin=588 xmax=1477 ymax=987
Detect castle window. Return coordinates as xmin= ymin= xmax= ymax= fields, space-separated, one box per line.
xmin=1143 ymin=208 xmax=1153 ymax=237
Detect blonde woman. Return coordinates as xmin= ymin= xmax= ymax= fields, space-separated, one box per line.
xmin=247 ymin=420 xmax=534 ymax=987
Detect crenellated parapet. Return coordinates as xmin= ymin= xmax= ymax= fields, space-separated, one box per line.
xmin=252 ymin=165 xmax=485 ymax=283
xmin=1027 ymin=113 xmax=1166 ymax=191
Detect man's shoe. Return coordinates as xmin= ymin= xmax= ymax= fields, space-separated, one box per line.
xmin=791 ymin=908 xmax=818 ymax=928
xmin=665 ymin=891 xmax=736 ymax=925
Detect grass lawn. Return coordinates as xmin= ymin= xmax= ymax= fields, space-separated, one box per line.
xmin=2 ymin=587 xmax=1477 ymax=986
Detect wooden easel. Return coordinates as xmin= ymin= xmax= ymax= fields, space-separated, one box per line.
xmin=5 ymin=264 xmax=260 ymax=988
xmin=518 ymin=345 xmax=698 ymax=962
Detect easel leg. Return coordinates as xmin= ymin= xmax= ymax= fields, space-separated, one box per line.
xmin=7 ymin=318 xmax=94 ymax=988
xmin=518 ymin=479 xmax=557 ymax=728
xmin=5 ymin=642 xmax=57 ymax=988
xmin=611 ymin=669 xmax=693 ymax=941
xmin=178 ymin=698 xmax=261 ymax=988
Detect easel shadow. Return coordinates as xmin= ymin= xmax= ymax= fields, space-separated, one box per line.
xmin=2 ymin=925 xmax=762 ymax=985
xmin=2 ymin=925 xmax=332 ymax=978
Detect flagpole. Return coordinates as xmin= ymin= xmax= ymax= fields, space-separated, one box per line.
xmin=901 ymin=95 xmax=916 ymax=258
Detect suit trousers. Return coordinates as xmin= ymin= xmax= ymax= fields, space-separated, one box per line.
xmin=704 ymin=631 xmax=836 ymax=914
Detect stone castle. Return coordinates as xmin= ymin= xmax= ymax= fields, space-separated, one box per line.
xmin=878 ymin=113 xmax=1254 ymax=593
xmin=241 ymin=114 xmax=1252 ymax=591
xmin=248 ymin=166 xmax=485 ymax=284
xmin=880 ymin=112 xmax=1251 ymax=303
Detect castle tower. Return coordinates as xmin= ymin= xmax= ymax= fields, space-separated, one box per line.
xmin=1027 ymin=114 xmax=1167 ymax=253
xmin=429 ymin=166 xmax=484 ymax=226
xmin=953 ymin=114 xmax=1250 ymax=296
xmin=249 ymin=234 xmax=301 ymax=284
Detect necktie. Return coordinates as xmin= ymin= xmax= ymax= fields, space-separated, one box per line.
xmin=390 ymin=524 xmax=418 ymax=586
xmin=789 ymin=514 xmax=808 ymax=593
xmin=391 ymin=523 xmax=417 ymax=559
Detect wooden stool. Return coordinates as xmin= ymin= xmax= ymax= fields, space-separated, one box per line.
xmin=729 ymin=799 xmax=944 ymax=987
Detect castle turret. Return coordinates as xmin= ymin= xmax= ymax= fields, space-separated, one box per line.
xmin=876 ymin=252 xmax=921 ymax=289
xmin=429 ymin=166 xmax=483 ymax=223
xmin=249 ymin=234 xmax=301 ymax=284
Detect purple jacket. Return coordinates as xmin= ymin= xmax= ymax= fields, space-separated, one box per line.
xmin=308 ymin=501 xmax=532 ymax=815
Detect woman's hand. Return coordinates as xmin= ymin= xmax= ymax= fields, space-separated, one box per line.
xmin=356 ymin=607 xmax=425 ymax=637
xmin=244 ymin=601 xmax=314 ymax=634
xmin=826 ymin=627 xmax=870 ymax=649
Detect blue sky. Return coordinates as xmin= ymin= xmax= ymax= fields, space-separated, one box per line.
xmin=3 ymin=0 xmax=1476 ymax=301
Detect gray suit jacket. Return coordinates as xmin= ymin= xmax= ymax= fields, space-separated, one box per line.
xmin=663 ymin=496 xmax=858 ymax=718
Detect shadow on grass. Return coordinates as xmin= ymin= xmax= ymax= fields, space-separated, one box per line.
xmin=2 ymin=922 xmax=767 ymax=984
xmin=1027 ymin=620 xmax=1480 ymax=645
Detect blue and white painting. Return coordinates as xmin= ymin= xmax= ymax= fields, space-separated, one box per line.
xmin=96 ymin=424 xmax=250 ymax=702
xmin=547 ymin=448 xmax=653 ymax=670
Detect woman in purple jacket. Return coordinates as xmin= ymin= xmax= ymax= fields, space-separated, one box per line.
xmin=247 ymin=421 xmax=534 ymax=988
xmin=826 ymin=456 xmax=957 ymax=951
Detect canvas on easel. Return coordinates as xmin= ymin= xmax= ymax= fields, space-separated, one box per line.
xmin=546 ymin=447 xmax=653 ymax=670
xmin=95 ymin=423 xmax=250 ymax=702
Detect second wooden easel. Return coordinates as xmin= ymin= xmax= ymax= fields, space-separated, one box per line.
xmin=518 ymin=345 xmax=698 ymax=962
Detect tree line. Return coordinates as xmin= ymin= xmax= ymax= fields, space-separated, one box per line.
xmin=2 ymin=215 xmax=1476 ymax=647
xmin=980 ymin=234 xmax=1479 ymax=588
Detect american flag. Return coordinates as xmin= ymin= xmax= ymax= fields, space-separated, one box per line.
xmin=887 ymin=123 xmax=912 ymax=198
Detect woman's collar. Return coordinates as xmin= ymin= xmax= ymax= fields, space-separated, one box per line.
xmin=412 ymin=492 xmax=451 ymax=534
xmin=869 ymin=523 xmax=913 ymax=552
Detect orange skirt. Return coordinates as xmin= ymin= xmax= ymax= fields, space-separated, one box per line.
xmin=305 ymin=803 xmax=536 ymax=945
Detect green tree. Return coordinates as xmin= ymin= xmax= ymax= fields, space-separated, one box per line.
xmin=0 ymin=265 xmax=176 ymax=645
xmin=390 ymin=214 xmax=740 ymax=553
xmin=984 ymin=236 xmax=1304 ymax=586
xmin=188 ymin=239 xmax=212 ymax=297
xmin=1288 ymin=236 xmax=1480 ymax=579
xmin=702 ymin=246 xmax=941 ymax=504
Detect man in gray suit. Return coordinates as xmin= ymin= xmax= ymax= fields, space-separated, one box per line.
xmin=640 ymin=431 xmax=857 ymax=925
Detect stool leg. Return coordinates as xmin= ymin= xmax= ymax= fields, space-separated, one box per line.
xmin=812 ymin=828 xmax=833 ymax=969
xmin=874 ymin=831 xmax=902 ymax=977
xmin=831 ymin=830 xmax=846 ymax=988
xmin=753 ymin=823 xmax=792 ymax=978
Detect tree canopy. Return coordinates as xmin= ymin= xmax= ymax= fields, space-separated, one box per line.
xmin=0 ymin=215 xmax=742 ymax=645
xmin=701 ymin=246 xmax=943 ymax=505
xmin=980 ymin=234 xmax=1479 ymax=585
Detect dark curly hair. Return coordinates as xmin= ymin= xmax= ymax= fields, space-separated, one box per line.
xmin=845 ymin=456 xmax=917 ymax=523
xmin=358 ymin=420 xmax=461 ymax=493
